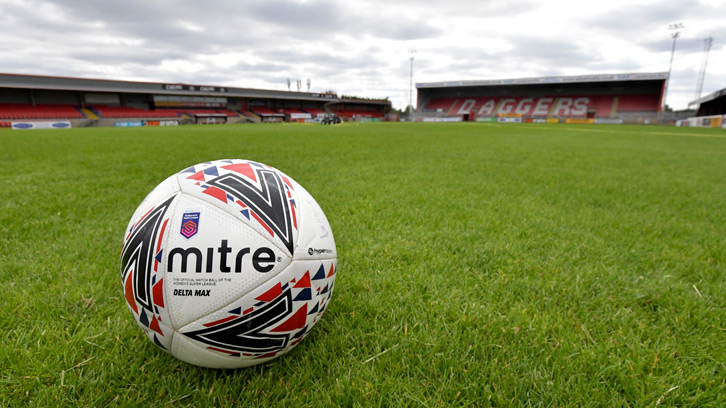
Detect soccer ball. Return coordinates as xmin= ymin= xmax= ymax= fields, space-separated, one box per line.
xmin=120 ymin=159 xmax=337 ymax=368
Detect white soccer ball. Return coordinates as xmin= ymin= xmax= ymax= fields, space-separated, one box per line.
xmin=120 ymin=159 xmax=337 ymax=368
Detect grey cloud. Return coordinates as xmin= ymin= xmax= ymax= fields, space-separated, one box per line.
xmin=66 ymin=49 xmax=190 ymax=67
xmin=250 ymin=46 xmax=390 ymax=80
xmin=232 ymin=60 xmax=289 ymax=74
xmin=639 ymin=36 xmax=712 ymax=55
xmin=244 ymin=0 xmax=347 ymax=34
xmin=419 ymin=37 xmax=592 ymax=79
xmin=639 ymin=28 xmax=726 ymax=57
xmin=582 ymin=59 xmax=645 ymax=73
xmin=0 ymin=0 xmax=724 ymax=110
xmin=238 ymin=0 xmax=442 ymax=41
xmin=371 ymin=21 xmax=442 ymax=41
xmin=509 ymin=37 xmax=591 ymax=67
xmin=39 ymin=0 xmax=442 ymax=54
xmin=362 ymin=0 xmax=541 ymax=17
xmin=583 ymin=0 xmax=700 ymax=34
xmin=34 ymin=1 xmax=257 ymax=52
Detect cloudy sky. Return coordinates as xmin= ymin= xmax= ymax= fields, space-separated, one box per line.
xmin=0 ymin=0 xmax=724 ymax=110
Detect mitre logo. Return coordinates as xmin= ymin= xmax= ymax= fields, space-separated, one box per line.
xmin=167 ymin=239 xmax=277 ymax=273
xmin=180 ymin=210 xmax=200 ymax=239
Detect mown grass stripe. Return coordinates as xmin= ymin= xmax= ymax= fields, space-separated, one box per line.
xmin=1 ymin=123 xmax=725 ymax=407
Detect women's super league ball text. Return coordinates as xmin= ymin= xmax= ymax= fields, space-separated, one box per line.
xmin=120 ymin=160 xmax=337 ymax=368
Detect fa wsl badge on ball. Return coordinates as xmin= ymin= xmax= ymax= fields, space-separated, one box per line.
xmin=120 ymin=159 xmax=337 ymax=368
xmin=180 ymin=210 xmax=200 ymax=239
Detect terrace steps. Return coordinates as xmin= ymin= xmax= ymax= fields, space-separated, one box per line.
xmin=80 ymin=108 xmax=99 ymax=119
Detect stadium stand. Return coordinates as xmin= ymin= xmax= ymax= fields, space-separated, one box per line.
xmin=304 ymin=107 xmax=326 ymax=117
xmin=615 ymin=94 xmax=660 ymax=112
xmin=250 ymin=106 xmax=285 ymax=118
xmin=220 ymin=109 xmax=241 ymax=117
xmin=79 ymin=107 xmax=99 ymax=119
xmin=0 ymin=103 xmax=84 ymax=119
xmin=0 ymin=73 xmax=391 ymax=125
xmin=691 ymin=86 xmax=726 ymax=117
xmin=422 ymin=97 xmax=457 ymax=113
xmin=275 ymin=108 xmax=312 ymax=122
xmin=248 ymin=106 xmax=285 ymax=122
xmin=181 ymin=109 xmax=240 ymax=117
xmin=417 ymin=73 xmax=667 ymax=123
xmin=326 ymin=98 xmax=389 ymax=121
xmin=277 ymin=108 xmax=307 ymax=115
xmin=239 ymin=110 xmax=259 ymax=119
xmin=277 ymin=108 xmax=300 ymax=114
xmin=90 ymin=105 xmax=181 ymax=119
xmin=588 ymin=95 xmax=616 ymax=117
xmin=334 ymin=109 xmax=384 ymax=119
xmin=424 ymin=94 xmax=659 ymax=119
xmin=249 ymin=106 xmax=279 ymax=115
xmin=675 ymin=86 xmax=726 ymax=128
xmin=334 ymin=107 xmax=385 ymax=120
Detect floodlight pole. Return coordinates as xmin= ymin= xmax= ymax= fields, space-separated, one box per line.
xmin=694 ymin=37 xmax=713 ymax=100
xmin=409 ymin=49 xmax=416 ymax=121
xmin=660 ymin=23 xmax=683 ymax=123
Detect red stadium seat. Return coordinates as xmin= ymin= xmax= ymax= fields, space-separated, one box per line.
xmin=277 ymin=108 xmax=308 ymax=115
xmin=250 ymin=106 xmax=278 ymax=115
xmin=335 ymin=109 xmax=384 ymax=119
xmin=0 ymin=103 xmax=84 ymax=119
xmin=304 ymin=108 xmax=326 ymax=116
xmin=616 ymin=94 xmax=660 ymax=111
xmin=424 ymin=97 xmax=457 ymax=112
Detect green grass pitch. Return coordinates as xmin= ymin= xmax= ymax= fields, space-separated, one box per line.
xmin=1 ymin=122 xmax=725 ymax=407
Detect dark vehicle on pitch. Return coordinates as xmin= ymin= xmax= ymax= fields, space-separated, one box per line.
xmin=321 ymin=113 xmax=341 ymax=125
